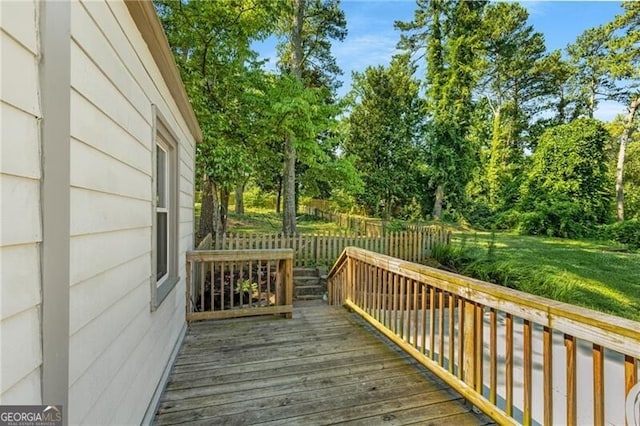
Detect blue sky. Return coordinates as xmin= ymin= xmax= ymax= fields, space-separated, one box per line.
xmin=257 ymin=1 xmax=626 ymax=120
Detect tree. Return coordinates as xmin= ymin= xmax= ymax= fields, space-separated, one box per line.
xmin=345 ymin=56 xmax=425 ymax=218
xmin=399 ymin=0 xmax=486 ymax=220
xmin=155 ymin=0 xmax=280 ymax=244
xmin=567 ymin=26 xmax=617 ymax=118
xmin=520 ymin=118 xmax=612 ymax=236
xmin=606 ymin=2 xmax=640 ymax=221
xmin=478 ymin=2 xmax=547 ymax=209
xmin=277 ymin=0 xmax=347 ymax=234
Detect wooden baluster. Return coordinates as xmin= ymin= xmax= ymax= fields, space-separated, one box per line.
xmin=405 ymin=277 xmax=411 ymax=343
xmin=429 ymin=287 xmax=436 ymax=360
xmin=448 ymin=294 xmax=455 ymax=375
xmin=392 ymin=273 xmax=398 ymax=334
xmin=413 ymin=280 xmax=419 ymax=349
xmin=523 ymin=320 xmax=532 ymax=426
xmin=200 ymin=261 xmax=205 ymax=312
xmin=565 ymin=334 xmax=577 ymax=426
xmin=399 ymin=275 xmax=405 ymax=340
xmin=266 ymin=260 xmax=272 ymax=307
xmin=593 ymin=344 xmax=604 ymax=426
xmin=457 ymin=297 xmax=464 ymax=380
xmin=220 ymin=261 xmax=225 ymax=312
xmin=475 ymin=304 xmax=484 ymax=393
xmin=505 ymin=313 xmax=513 ymax=416
xmin=625 ymin=355 xmax=638 ymax=426
xmin=185 ymin=258 xmax=192 ymax=320
xmin=544 ymin=327 xmax=554 ymax=426
xmin=489 ymin=308 xmax=497 ymax=405
xmin=439 ymin=290 xmax=445 ymax=366
xmin=229 ymin=262 xmax=234 ymax=309
xmin=421 ymin=282 xmax=427 ymax=355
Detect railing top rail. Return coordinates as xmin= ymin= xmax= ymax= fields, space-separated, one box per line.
xmin=187 ymin=249 xmax=294 ymax=262
xmin=330 ymin=246 xmax=640 ymax=358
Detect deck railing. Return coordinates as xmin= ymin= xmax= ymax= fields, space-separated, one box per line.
xmin=327 ymin=247 xmax=640 ymax=426
xmin=186 ymin=249 xmax=293 ymax=321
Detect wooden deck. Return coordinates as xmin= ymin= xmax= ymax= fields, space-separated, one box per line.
xmin=154 ymin=301 xmax=493 ymax=425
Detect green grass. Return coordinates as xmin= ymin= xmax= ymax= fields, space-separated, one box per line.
xmin=443 ymin=231 xmax=640 ymax=321
xmin=226 ymin=207 xmax=344 ymax=234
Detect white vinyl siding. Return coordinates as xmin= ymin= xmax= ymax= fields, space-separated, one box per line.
xmin=67 ymin=0 xmax=195 ymax=424
xmin=0 ymin=0 xmax=42 ymax=404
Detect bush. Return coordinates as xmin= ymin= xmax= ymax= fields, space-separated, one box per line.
xmin=518 ymin=118 xmax=613 ymax=237
xmin=596 ymin=219 xmax=640 ymax=249
xmin=517 ymin=199 xmax=588 ymax=238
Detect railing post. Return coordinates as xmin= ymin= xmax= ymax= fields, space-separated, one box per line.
xmin=463 ymin=300 xmax=477 ymax=389
xmin=284 ymin=254 xmax=293 ymax=319
xmin=185 ymin=258 xmax=191 ymax=323
xmin=346 ymin=256 xmax=354 ymax=305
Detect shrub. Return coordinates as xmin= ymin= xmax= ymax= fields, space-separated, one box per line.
xmin=596 ymin=219 xmax=640 ymax=249
xmin=518 ymin=118 xmax=613 ymax=237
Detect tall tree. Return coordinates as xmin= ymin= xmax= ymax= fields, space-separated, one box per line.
xmin=346 ymin=56 xmax=425 ymax=218
xmin=478 ymin=2 xmax=546 ymax=208
xmin=606 ymin=2 xmax=640 ymax=221
xmin=277 ymin=0 xmax=346 ymax=234
xmin=399 ymin=0 xmax=486 ymax=219
xmin=571 ymin=2 xmax=640 ymax=221
xmin=567 ymin=26 xmax=616 ymax=118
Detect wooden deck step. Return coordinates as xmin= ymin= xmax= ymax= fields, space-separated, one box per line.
xmin=154 ymin=301 xmax=493 ymax=426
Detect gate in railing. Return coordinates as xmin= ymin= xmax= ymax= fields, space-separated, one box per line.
xmin=186 ymin=249 xmax=293 ymax=321
xmin=328 ymin=247 xmax=640 ymax=426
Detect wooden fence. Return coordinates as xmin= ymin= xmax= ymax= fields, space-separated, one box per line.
xmin=186 ymin=249 xmax=294 ymax=321
xmin=210 ymin=228 xmax=450 ymax=267
xmin=301 ymin=204 xmax=436 ymax=237
xmin=327 ymin=247 xmax=640 ymax=426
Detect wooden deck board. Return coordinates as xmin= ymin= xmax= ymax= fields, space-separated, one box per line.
xmin=154 ymin=301 xmax=493 ymax=426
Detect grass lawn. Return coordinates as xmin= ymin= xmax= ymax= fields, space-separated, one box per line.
xmin=226 ymin=208 xmax=344 ymax=234
xmin=450 ymin=231 xmax=640 ymax=321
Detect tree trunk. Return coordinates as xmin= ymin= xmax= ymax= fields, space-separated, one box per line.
xmin=234 ymin=180 xmax=246 ymax=214
xmin=219 ymin=187 xmax=230 ymax=246
xmin=283 ymin=136 xmax=297 ymax=235
xmin=210 ymin=182 xmax=222 ymax=249
xmin=616 ymin=95 xmax=640 ymax=222
xmin=433 ymin=184 xmax=444 ymax=220
xmin=197 ymin=176 xmax=215 ymax=244
xmin=282 ymin=0 xmax=305 ymax=235
xmin=276 ymin=177 xmax=282 ymax=214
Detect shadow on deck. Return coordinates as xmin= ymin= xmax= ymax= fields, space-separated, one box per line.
xmin=154 ymin=301 xmax=493 ymax=425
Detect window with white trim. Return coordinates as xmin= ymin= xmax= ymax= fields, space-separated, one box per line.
xmin=152 ymin=107 xmax=179 ymax=309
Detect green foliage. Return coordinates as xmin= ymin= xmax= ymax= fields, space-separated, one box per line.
xmin=595 ymin=219 xmax=640 ymax=249
xmin=345 ymin=56 xmax=425 ymax=218
xmin=519 ymin=118 xmax=612 ymax=237
xmin=398 ymin=0 xmax=486 ymax=219
xmin=625 ymin=141 xmax=640 ymax=219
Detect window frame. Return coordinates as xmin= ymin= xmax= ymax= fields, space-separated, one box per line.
xmin=151 ymin=106 xmax=180 ymax=310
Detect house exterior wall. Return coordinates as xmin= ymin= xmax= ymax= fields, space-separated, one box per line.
xmin=67 ymin=1 xmax=195 ymax=424
xmin=0 ymin=0 xmax=43 ymax=405
xmin=1 ymin=0 xmax=197 ymax=423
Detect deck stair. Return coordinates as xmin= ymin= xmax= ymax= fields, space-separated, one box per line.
xmin=293 ymin=267 xmax=327 ymax=300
